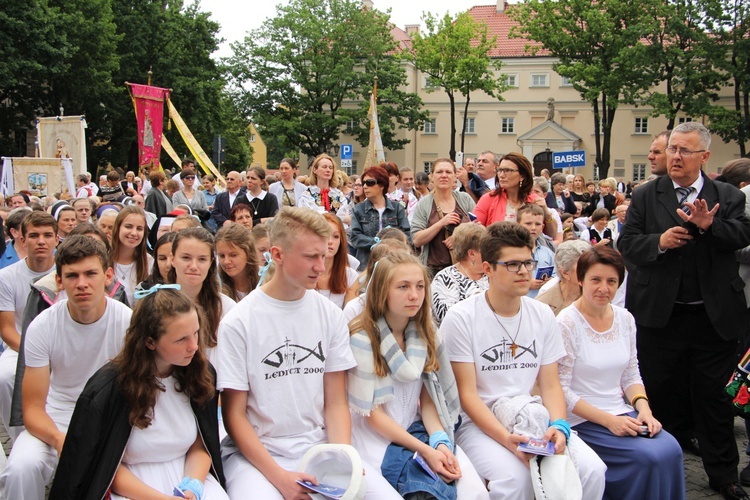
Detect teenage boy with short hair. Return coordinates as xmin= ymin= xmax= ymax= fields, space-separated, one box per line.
xmin=442 ymin=222 xmax=606 ymax=498
xmin=0 ymin=212 xmax=58 ymax=442
xmin=0 ymin=235 xmax=132 ymax=499
xmin=218 ymin=207 xmax=398 ymax=499
xmin=517 ymin=204 xmax=556 ymax=298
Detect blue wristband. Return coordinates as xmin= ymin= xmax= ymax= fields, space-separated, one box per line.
xmin=549 ymin=419 xmax=571 ymax=443
xmin=177 ymin=476 xmax=204 ymax=500
xmin=428 ymin=430 xmax=454 ymax=452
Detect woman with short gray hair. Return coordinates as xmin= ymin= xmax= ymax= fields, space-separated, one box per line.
xmin=546 ymin=172 xmax=577 ymax=215
xmin=431 ymin=223 xmax=489 ymax=325
xmin=536 ymin=239 xmax=590 ymax=315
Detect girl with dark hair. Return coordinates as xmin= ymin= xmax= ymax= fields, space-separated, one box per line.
xmin=50 ymin=287 xmax=227 ymax=499
xmin=139 ymin=232 xmax=177 ymax=291
xmin=316 ymin=213 xmax=359 ymax=309
xmin=216 ymin=224 xmax=260 ymax=302
xmin=111 ymin=206 xmax=152 ymax=305
xmin=236 ymin=166 xmax=278 ymax=226
xmin=168 ymin=227 xmax=235 ymax=361
xmin=269 ymin=158 xmax=307 ymax=210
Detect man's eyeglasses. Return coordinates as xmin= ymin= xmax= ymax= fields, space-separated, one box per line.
xmin=665 ymin=146 xmax=706 ymax=157
xmin=184 ymin=176 xmax=196 ymax=180
xmin=363 ymin=179 xmax=378 ymax=187
xmin=496 ymin=168 xmax=519 ymax=176
xmin=494 ymin=260 xmax=538 ymax=272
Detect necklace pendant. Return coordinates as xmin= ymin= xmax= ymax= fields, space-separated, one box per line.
xmin=254 ymin=210 xmax=258 ymax=215
xmin=510 ymin=343 xmax=518 ymax=357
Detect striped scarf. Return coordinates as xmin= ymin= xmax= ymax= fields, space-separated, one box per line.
xmin=347 ymin=317 xmax=461 ymax=441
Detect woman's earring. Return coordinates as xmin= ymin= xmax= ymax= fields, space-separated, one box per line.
xmin=519 ymin=180 xmax=523 ymax=187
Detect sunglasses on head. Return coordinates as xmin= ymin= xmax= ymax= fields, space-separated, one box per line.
xmin=363 ymin=179 xmax=378 ymax=187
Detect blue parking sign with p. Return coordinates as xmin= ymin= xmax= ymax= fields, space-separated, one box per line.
xmin=341 ymin=144 xmax=353 ymax=160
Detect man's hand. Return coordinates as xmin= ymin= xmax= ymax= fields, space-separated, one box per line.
xmin=678 ymin=199 xmax=718 ymax=230
xmin=456 ymin=167 xmax=470 ymax=187
xmin=502 ymin=433 xmax=533 ymax=467
xmin=658 ymin=226 xmax=693 ymax=250
xmin=270 ymin=470 xmax=318 ymax=500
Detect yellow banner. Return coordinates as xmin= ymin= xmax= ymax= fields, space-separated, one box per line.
xmin=161 ymin=136 xmax=182 ymax=168
xmin=167 ymin=98 xmax=226 ymax=187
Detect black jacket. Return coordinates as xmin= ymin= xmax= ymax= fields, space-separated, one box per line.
xmin=619 ymin=173 xmax=750 ymax=340
xmin=49 ymin=362 xmax=225 ymax=500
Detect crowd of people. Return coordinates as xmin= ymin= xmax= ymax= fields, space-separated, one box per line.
xmin=0 ymin=120 xmax=748 ymax=499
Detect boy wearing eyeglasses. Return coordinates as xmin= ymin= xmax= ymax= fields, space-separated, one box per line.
xmin=441 ymin=222 xmax=606 ymax=498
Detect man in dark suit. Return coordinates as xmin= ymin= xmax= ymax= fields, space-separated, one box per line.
xmin=210 ymin=171 xmax=245 ymax=228
xmin=619 ymin=122 xmax=750 ymax=500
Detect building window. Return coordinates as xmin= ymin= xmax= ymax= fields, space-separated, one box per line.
xmin=633 ymin=163 xmax=646 ymax=181
xmin=249 ymin=134 xmax=256 ymax=143
xmin=504 ymin=74 xmax=518 ymax=87
xmin=530 ymin=74 xmax=549 ymax=87
xmin=423 ymin=161 xmax=433 ymax=174
xmin=423 ymin=118 xmax=436 ymax=134
xmin=634 ymin=117 xmax=648 ymax=134
xmin=678 ymin=117 xmax=693 ymax=124
xmin=463 ymin=118 xmax=475 ymax=134
xmin=344 ymin=119 xmax=357 ymax=133
xmin=422 ymin=75 xmax=439 ymax=89
xmin=560 ymin=76 xmax=573 ymax=87
xmin=501 ymin=117 xmax=515 ymax=134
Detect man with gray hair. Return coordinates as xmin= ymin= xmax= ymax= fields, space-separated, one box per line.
xmin=475 ymin=150 xmax=499 ymax=191
xmin=619 ymin=121 xmax=750 ymax=499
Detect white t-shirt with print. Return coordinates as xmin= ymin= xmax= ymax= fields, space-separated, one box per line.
xmin=0 ymin=258 xmax=56 ymax=334
xmin=24 ymin=297 xmax=132 ymax=427
xmin=441 ymin=294 xmax=565 ymax=422
xmin=217 ymin=289 xmax=356 ymax=459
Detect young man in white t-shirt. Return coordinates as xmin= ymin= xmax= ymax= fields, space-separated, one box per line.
xmin=441 ymin=222 xmax=606 ymax=498
xmin=0 ymin=212 xmax=58 ymax=442
xmin=218 ymin=207 xmax=398 ymax=499
xmin=0 ymin=235 xmax=132 ymax=499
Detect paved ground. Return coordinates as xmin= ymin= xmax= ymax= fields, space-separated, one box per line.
xmin=1 ymin=419 xmax=747 ymax=498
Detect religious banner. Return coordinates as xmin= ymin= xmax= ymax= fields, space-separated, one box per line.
xmin=363 ymin=86 xmax=385 ymax=169
xmin=11 ymin=158 xmax=71 ymax=198
xmin=127 ymin=83 xmax=170 ymax=171
xmin=36 ymin=115 xmax=87 ymax=176
xmin=167 ymin=97 xmax=226 ymax=186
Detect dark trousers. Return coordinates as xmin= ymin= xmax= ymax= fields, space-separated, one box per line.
xmin=637 ymin=303 xmax=740 ymax=487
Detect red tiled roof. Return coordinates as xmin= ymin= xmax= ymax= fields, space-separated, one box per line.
xmin=466 ymin=4 xmax=548 ymax=58
xmin=390 ymin=25 xmax=412 ymax=51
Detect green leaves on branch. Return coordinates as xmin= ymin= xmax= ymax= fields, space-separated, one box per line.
xmin=408 ymin=12 xmax=507 ymax=160
xmin=225 ymin=0 xmax=426 ymax=160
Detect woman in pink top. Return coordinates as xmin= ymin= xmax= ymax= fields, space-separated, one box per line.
xmin=474 ymin=153 xmax=557 ymax=238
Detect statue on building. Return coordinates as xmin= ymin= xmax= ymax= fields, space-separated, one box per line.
xmin=546 ymin=98 xmax=555 ymax=122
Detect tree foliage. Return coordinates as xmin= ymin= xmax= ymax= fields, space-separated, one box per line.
xmin=224 ymin=0 xmax=426 ymax=159
xmin=704 ymin=0 xmax=750 ymax=156
xmin=636 ymin=0 xmax=725 ymax=130
xmin=409 ymin=12 xmax=507 ymax=160
xmin=0 ymin=0 xmax=250 ymax=173
xmin=511 ymin=0 xmax=656 ymax=179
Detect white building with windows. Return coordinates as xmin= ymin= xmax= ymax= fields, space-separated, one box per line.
xmin=326 ymin=0 xmax=744 ymax=182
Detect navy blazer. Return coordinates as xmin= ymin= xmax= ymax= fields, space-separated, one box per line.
xmin=210 ymin=188 xmax=246 ymax=227
xmin=618 ymin=173 xmax=750 ymax=340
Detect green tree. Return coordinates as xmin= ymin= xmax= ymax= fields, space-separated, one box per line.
xmin=637 ymin=0 xmax=724 ymax=129
xmin=408 ymin=12 xmax=507 ymax=161
xmin=106 ymin=0 xmax=249 ymax=172
xmin=225 ymin=0 xmax=426 ymax=159
xmin=704 ymin=0 xmax=750 ymax=156
xmin=511 ymin=0 xmax=655 ymax=179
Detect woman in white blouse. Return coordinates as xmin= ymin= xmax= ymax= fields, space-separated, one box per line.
xmin=556 ymin=246 xmax=684 ymax=500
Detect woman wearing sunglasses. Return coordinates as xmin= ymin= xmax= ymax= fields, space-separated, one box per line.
xmin=172 ymin=168 xmax=208 ymax=213
xmin=350 ymin=165 xmax=411 ymax=271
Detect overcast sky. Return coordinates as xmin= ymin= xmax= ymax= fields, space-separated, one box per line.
xmin=197 ymin=0 xmax=492 ymax=57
